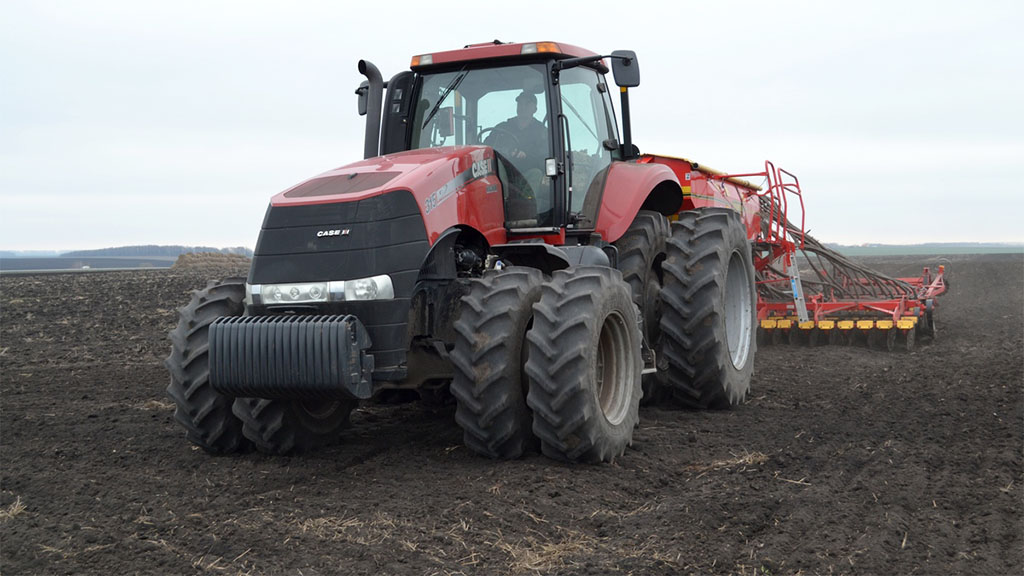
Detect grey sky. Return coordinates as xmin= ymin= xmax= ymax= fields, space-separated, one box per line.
xmin=2 ymin=0 xmax=1021 ymax=250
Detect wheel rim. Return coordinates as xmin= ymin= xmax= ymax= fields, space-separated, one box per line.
xmin=596 ymin=311 xmax=633 ymax=426
xmin=725 ymin=251 xmax=753 ymax=369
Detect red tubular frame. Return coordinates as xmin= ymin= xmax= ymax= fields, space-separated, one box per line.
xmin=705 ymin=160 xmax=947 ymax=327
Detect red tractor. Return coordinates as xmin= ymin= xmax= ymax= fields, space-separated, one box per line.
xmin=166 ymin=41 xmax=761 ymax=463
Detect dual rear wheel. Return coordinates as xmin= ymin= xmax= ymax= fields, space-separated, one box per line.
xmin=451 ymin=266 xmax=643 ymax=463
xmin=613 ymin=207 xmax=757 ymax=409
xmin=660 ymin=208 xmax=757 ymax=408
xmin=451 ymin=207 xmax=758 ymax=462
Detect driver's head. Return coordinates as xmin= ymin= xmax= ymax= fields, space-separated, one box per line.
xmin=516 ymin=92 xmax=537 ymax=119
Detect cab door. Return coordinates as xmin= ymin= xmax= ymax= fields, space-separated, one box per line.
xmin=556 ymin=67 xmax=620 ymax=227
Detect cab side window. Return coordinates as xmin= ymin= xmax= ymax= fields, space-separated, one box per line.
xmin=558 ymin=67 xmax=616 ymax=215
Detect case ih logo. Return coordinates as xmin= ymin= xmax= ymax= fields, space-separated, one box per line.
xmin=471 ymin=158 xmax=492 ymax=178
xmin=425 ymin=159 xmax=493 ymax=214
xmin=316 ymin=229 xmax=350 ymax=238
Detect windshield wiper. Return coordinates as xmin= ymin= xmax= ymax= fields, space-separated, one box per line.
xmin=422 ymin=67 xmax=469 ymax=129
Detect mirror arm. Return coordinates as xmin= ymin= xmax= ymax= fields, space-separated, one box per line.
xmin=552 ymin=54 xmax=631 ymax=74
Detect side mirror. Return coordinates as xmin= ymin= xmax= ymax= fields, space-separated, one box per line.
xmin=354 ymin=79 xmax=370 ymax=115
xmin=611 ymin=50 xmax=639 ymax=88
xmin=436 ymin=107 xmax=455 ymax=139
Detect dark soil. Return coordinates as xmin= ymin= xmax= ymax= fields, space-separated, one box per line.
xmin=2 ymin=254 xmax=1021 ymax=575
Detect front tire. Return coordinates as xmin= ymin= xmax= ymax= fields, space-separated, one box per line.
xmin=232 ymin=398 xmax=355 ymax=455
xmin=660 ymin=208 xmax=757 ymax=409
xmin=450 ymin=267 xmax=545 ymax=459
xmin=165 ymin=279 xmax=249 ymax=454
xmin=525 ymin=267 xmax=642 ymax=463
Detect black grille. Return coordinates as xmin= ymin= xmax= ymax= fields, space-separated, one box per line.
xmin=247 ymin=190 xmax=429 ymax=378
xmin=250 ymin=189 xmax=428 ymax=295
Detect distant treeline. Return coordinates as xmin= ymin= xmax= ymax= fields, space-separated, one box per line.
xmin=823 ymin=243 xmax=1022 ymax=256
xmin=60 ymin=245 xmax=253 ymax=258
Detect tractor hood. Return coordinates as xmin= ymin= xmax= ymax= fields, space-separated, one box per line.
xmin=271 ymin=146 xmax=496 ymax=214
xmin=251 ymin=145 xmax=505 ymax=377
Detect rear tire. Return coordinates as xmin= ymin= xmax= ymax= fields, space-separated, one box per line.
xmin=232 ymin=398 xmax=355 ymax=455
xmin=450 ymin=267 xmax=545 ymax=459
xmin=165 ymin=279 xmax=249 ymax=454
xmin=615 ymin=210 xmax=671 ymax=405
xmin=660 ymin=208 xmax=757 ymax=409
xmin=526 ymin=267 xmax=642 ymax=463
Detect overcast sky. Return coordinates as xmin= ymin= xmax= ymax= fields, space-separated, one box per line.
xmin=2 ymin=0 xmax=1021 ymax=250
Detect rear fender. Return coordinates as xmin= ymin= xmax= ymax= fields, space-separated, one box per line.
xmin=593 ymin=162 xmax=682 ymax=243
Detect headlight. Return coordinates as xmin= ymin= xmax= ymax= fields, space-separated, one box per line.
xmin=248 ymin=274 xmax=394 ymax=305
xmin=261 ymin=282 xmax=329 ymax=304
xmin=346 ymin=277 xmax=381 ymax=300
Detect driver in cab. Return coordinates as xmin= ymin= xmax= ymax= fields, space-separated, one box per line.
xmin=486 ymin=92 xmax=546 ymax=168
xmin=485 ymin=91 xmax=549 ymax=220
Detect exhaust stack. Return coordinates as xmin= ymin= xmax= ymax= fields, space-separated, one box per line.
xmin=358 ymin=60 xmax=383 ymax=159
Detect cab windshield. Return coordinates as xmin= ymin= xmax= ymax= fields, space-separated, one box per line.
xmin=411 ymin=63 xmax=554 ymax=227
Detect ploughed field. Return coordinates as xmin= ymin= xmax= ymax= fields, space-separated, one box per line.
xmin=1 ymin=253 xmax=1021 ymax=575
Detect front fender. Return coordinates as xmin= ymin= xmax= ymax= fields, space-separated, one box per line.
xmin=593 ymin=162 xmax=682 ymax=243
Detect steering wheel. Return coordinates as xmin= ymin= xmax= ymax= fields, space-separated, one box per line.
xmin=477 ymin=127 xmax=521 ymax=155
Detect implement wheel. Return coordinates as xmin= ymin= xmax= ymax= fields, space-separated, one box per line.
xmin=919 ymin=299 xmax=938 ymax=341
xmin=903 ymin=328 xmax=917 ymax=352
xmin=450 ymin=267 xmax=545 ymax=459
xmin=660 ymin=208 xmax=757 ymax=408
xmin=165 ymin=279 xmax=250 ymax=454
xmin=525 ymin=267 xmax=642 ymax=463
xmin=867 ymin=329 xmax=883 ymax=350
xmin=232 ymin=398 xmax=355 ymax=455
xmin=615 ymin=210 xmax=671 ymax=405
xmin=885 ymin=328 xmax=898 ymax=352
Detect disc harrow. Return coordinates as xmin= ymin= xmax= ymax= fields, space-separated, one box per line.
xmin=702 ymin=161 xmax=947 ymax=351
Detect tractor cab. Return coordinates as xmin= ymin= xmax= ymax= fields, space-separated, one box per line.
xmin=359 ymin=41 xmax=640 ymax=233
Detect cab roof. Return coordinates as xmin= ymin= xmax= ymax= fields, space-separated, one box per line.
xmin=410 ymin=41 xmax=607 ymax=73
